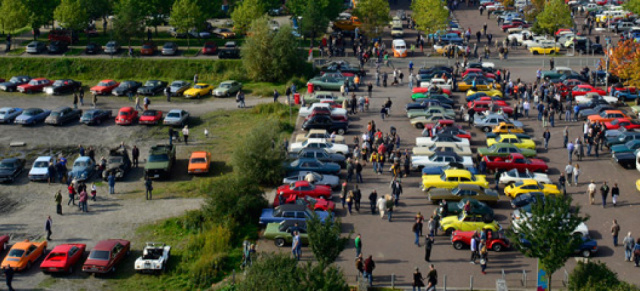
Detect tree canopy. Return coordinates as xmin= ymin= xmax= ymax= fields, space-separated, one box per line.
xmin=25 ymin=0 xmax=60 ymax=38
xmin=0 ymin=0 xmax=31 ymax=32
xmin=624 ymin=0 xmax=640 ymax=16
xmin=230 ymin=0 xmax=266 ymax=35
xmin=532 ymin=0 xmax=573 ymax=35
xmin=54 ymin=0 xmax=88 ymax=31
xmin=353 ymin=0 xmax=391 ymax=38
xmin=112 ymin=0 xmax=147 ymax=45
xmin=608 ymin=39 xmax=640 ymax=86
xmin=411 ymin=0 xmax=449 ymax=37
xmin=306 ymin=213 xmax=349 ymax=266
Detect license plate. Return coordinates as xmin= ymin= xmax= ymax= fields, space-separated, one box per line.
xmin=154 ymin=174 xmax=159 ymax=178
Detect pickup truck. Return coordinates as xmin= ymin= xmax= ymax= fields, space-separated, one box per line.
xmin=144 ymin=144 xmax=176 ymax=179
xmin=482 ymin=153 xmax=548 ymax=173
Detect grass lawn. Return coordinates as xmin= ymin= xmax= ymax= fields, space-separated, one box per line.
xmin=38 ymin=31 xmax=245 ymax=49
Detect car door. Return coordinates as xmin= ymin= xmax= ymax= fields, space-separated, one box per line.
xmin=282 ymin=211 xmax=296 ymax=220
xmin=26 ymin=245 xmax=37 ymax=262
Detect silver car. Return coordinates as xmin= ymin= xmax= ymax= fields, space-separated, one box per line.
xmin=473 ymin=114 xmax=523 ymax=132
xmin=282 ymin=171 xmax=340 ymax=188
xmin=162 ymin=42 xmax=178 ymax=56
xmin=168 ymin=80 xmax=190 ymax=96
xmin=163 ymin=109 xmax=189 ymax=127
xmin=26 ymin=41 xmax=46 ymax=54
xmin=105 ymin=41 xmax=120 ymax=54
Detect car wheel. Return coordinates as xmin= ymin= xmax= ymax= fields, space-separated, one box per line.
xmin=482 ymin=126 xmax=491 ymax=132
xmin=453 ymin=241 xmax=464 ymax=250
xmin=27 ymin=261 xmax=32 ymax=270
xmin=275 ymin=238 xmax=286 ymax=247
xmin=582 ymin=250 xmax=591 ymax=258
xmin=492 ymin=243 xmax=503 ymax=252
xmin=445 ymin=228 xmax=454 ymax=236
xmin=415 ymin=123 xmax=424 ymax=129
xmin=337 ymin=128 xmax=346 ymax=135
xmin=196 ymin=93 xmax=200 ymax=99
xmin=533 ymin=51 xmax=539 ymax=55
xmin=96 ymin=119 xmax=101 ymax=125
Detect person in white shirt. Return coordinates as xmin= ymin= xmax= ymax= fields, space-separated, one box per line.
xmin=588 ymin=180 xmax=596 ymax=205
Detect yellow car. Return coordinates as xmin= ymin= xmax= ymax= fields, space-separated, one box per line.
xmin=486 ymin=134 xmax=536 ymax=150
xmin=636 ymin=179 xmax=640 ymax=192
xmin=529 ymin=45 xmax=560 ymax=55
xmin=434 ymin=44 xmax=465 ymax=56
xmin=183 ymin=83 xmax=214 ymax=99
xmin=504 ymin=179 xmax=560 ymax=198
xmin=457 ymin=81 xmax=500 ymax=92
xmin=422 ymin=169 xmax=489 ymax=191
xmin=439 ymin=213 xmax=501 ymax=235
xmin=466 ymin=88 xmax=503 ymax=97
xmin=1 ymin=240 xmax=47 ymax=271
xmin=493 ymin=122 xmax=524 ymax=134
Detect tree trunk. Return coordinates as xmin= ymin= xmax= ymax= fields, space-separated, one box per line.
xmin=548 ymin=274 xmax=553 ymax=291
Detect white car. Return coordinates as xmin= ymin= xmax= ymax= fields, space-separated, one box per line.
xmin=298 ymin=103 xmax=347 ymax=118
xmin=507 ymin=29 xmax=533 ymax=45
xmin=134 ymin=242 xmax=171 ymax=273
xmin=288 ymin=138 xmax=349 ymax=155
xmin=28 ymin=156 xmax=55 ymax=181
xmin=412 ymin=142 xmax=473 ymax=156
xmin=511 ymin=210 xmax=589 ymax=237
xmin=416 ymin=136 xmax=470 ymax=148
xmin=411 ymin=153 xmax=474 ymax=170
xmin=282 ymin=171 xmax=340 ymax=188
xmin=498 ymin=169 xmax=552 ymax=185
xmin=419 ymin=78 xmax=452 ymax=91
xmin=575 ymin=93 xmax=619 ymax=105
xmin=295 ymin=129 xmax=345 ymax=143
xmin=522 ymin=37 xmax=559 ymax=49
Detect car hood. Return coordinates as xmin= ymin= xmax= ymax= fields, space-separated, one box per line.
xmin=0 ymin=169 xmax=16 ymax=177
xmin=29 ymin=167 xmax=48 ymax=175
xmin=145 ymin=161 xmax=169 ymax=169
xmin=0 ymin=82 xmax=17 ymax=87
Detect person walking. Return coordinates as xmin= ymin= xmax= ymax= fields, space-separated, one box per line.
xmin=415 ymin=212 xmax=425 ymax=236
xmin=563 ymin=127 xmax=569 ymax=148
xmin=624 ymin=232 xmax=635 ymax=261
xmin=573 ymin=163 xmax=581 ymax=186
xmin=135 ymin=95 xmax=142 ymax=111
xmin=355 ymin=254 xmax=364 ymax=278
xmin=424 ymin=235 xmax=434 ymax=262
xmin=92 ymin=92 xmax=98 ymax=108
xmin=600 ymin=181 xmax=610 ymax=207
xmin=386 ymin=196 xmax=394 ymax=222
xmin=165 ymin=86 xmax=171 ymax=102
xmin=45 ymin=216 xmax=53 ymax=241
xmin=273 ymin=89 xmax=280 ymax=103
xmin=587 ymin=180 xmax=596 ymax=205
xmin=612 ymin=219 xmax=621 ymax=246
xmin=78 ymin=88 xmax=84 ymax=106
xmin=67 ymin=183 xmax=76 ymax=206
xmin=145 ymin=176 xmax=153 ymax=200
xmin=3 ymin=266 xmax=15 ymax=291
xmin=73 ymin=92 xmax=78 ymax=109
xmin=108 ymin=171 xmax=115 ymax=194
xmin=182 ymin=125 xmax=189 ymax=145
xmin=470 ymin=233 xmax=478 ymax=264
xmin=340 ymin=181 xmax=348 ymax=209
xmin=79 ymin=190 xmax=88 ymax=212
xmin=479 ymin=244 xmax=488 ymax=274
xmin=376 ymin=195 xmax=386 ymax=218
xmin=355 ymin=160 xmax=363 ymax=183
xmin=90 ymin=182 xmax=97 ymax=201
xmin=634 ymin=239 xmax=640 ymax=267
xmin=363 ymin=255 xmax=375 ymax=287
xmin=413 ymin=267 xmax=426 ymax=291
xmin=390 ymin=178 xmax=403 ymax=206
xmin=353 ymin=185 xmax=361 ymax=212
xmin=612 ymin=182 xmax=620 ymax=207
xmin=368 ymin=190 xmax=377 ymax=215
xmin=292 ymin=231 xmax=301 ymax=261
xmin=132 ymin=145 xmax=139 ymax=168
xmin=355 ymin=234 xmax=362 ymax=257
xmin=413 ymin=221 xmax=421 ymax=246
xmin=55 ymin=190 xmax=63 ymax=215
xmin=346 ymin=190 xmax=354 ymax=215
xmin=543 ymin=128 xmax=551 ymax=150
xmin=143 ymin=96 xmax=150 ymax=111
xmin=426 ymin=264 xmax=438 ymax=291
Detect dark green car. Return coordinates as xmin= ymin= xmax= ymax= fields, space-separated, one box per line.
xmin=144 ymin=144 xmax=176 ymax=179
xmin=263 ymin=221 xmax=309 ymax=247
xmin=307 ymin=75 xmax=355 ymax=92
xmin=428 ymin=184 xmax=499 ymax=206
xmin=477 ymin=143 xmax=536 ymax=158
xmin=436 ymin=198 xmax=494 ymax=222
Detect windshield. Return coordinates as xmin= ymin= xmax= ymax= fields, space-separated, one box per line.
xmin=88 ymin=250 xmax=110 ymax=260
xmin=167 ymin=113 xmax=179 ymax=118
xmin=142 ymin=111 xmax=157 ymax=116
xmin=82 ymin=112 xmax=93 ymax=118
xmin=142 ymin=44 xmax=153 ymax=49
xmin=220 ymin=84 xmax=231 ymax=88
xmin=119 ymin=111 xmax=129 ymax=116
xmin=9 ymin=77 xmax=21 ymax=83
xmin=190 ymin=158 xmax=206 ymax=164
xmin=51 ymin=112 xmax=61 ymax=117
xmin=149 ymin=154 xmax=169 ymax=162
xmin=53 ymin=80 xmax=64 ymax=86
xmin=194 ymin=84 xmax=207 ymax=89
xmin=171 ymin=82 xmax=183 ymax=87
xmin=8 ymin=249 xmax=25 ymax=257
xmin=145 ymin=81 xmax=157 ymax=86
xmin=0 ymin=161 xmax=13 ymax=169
xmin=108 ymin=157 xmax=122 ymax=164
xmin=74 ymin=161 xmax=88 ymax=167
xmin=34 ymin=161 xmax=49 ymax=168
xmin=97 ymin=81 xmax=111 ymax=86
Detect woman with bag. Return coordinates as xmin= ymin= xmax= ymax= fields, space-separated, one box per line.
xmin=412 ymin=267 xmax=426 ymax=291
xmin=479 ymin=244 xmax=488 ymax=274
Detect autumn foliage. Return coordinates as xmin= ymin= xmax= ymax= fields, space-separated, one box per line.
xmin=607 ymin=39 xmax=640 ymax=87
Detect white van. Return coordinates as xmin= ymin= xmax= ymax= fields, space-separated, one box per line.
xmin=392 ymin=39 xmax=407 ymax=58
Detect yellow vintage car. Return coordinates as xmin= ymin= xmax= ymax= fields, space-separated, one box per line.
xmin=466 ymin=88 xmax=503 ymax=97
xmin=486 ymin=134 xmax=536 ymax=150
xmin=529 ymin=45 xmax=560 ymax=55
xmin=504 ymin=179 xmax=560 ymax=198
xmin=457 ymin=79 xmax=501 ymax=92
xmin=434 ymin=44 xmax=466 ymax=56
xmin=422 ymin=169 xmax=489 ymax=191
xmin=439 ymin=213 xmax=501 ymax=235
xmin=183 ymin=83 xmax=214 ymax=99
xmin=636 ymin=179 xmax=640 ymax=192
xmin=493 ymin=122 xmax=525 ymax=134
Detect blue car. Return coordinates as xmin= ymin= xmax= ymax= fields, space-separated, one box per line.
xmin=14 ymin=108 xmax=51 ymax=125
xmin=611 ymin=140 xmax=640 ymax=155
xmin=0 ymin=107 xmax=23 ymax=123
xmin=520 ymin=235 xmax=597 ymax=258
xmin=284 ymin=158 xmax=340 ymax=175
xmin=259 ymin=204 xmax=331 ymax=225
xmin=612 ymin=89 xmax=639 ymax=100
xmin=68 ymin=156 xmax=96 ymax=182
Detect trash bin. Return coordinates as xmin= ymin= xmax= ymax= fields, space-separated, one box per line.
xmin=307 ymin=82 xmax=314 ymax=93
xmin=294 ymin=93 xmax=300 ymax=105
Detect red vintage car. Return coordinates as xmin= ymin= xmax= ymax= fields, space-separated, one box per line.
xmin=500 ymin=21 xmax=530 ymax=32
xmin=273 ymin=194 xmax=336 ymax=211
xmin=483 ymin=153 xmax=548 ymax=173
xmin=451 ymin=230 xmax=510 ymax=252
xmin=40 ymin=244 xmax=86 ymax=274
xmin=138 ymin=109 xmax=163 ymax=125
xmin=304 ymin=107 xmax=348 ymax=122
xmin=467 ymin=97 xmax=507 ymax=108
xmin=469 ymin=100 xmax=513 ymax=116
xmin=82 ymin=239 xmax=130 ymax=274
xmin=423 ymin=119 xmax=457 ymax=133
xmin=140 ymin=42 xmax=157 ymax=56
xmin=571 ymin=84 xmax=606 ymax=98
xmin=277 ymin=181 xmax=333 ymax=200
xmin=90 ymin=80 xmax=119 ymax=95
xmin=115 ymin=107 xmax=138 ymax=125
xmin=0 ymin=235 xmax=8 ymax=251
xmin=320 ymin=100 xmax=343 ymax=108
xmin=461 ymin=68 xmax=495 ymax=79
xmin=555 ymin=79 xmax=586 ymax=97
xmin=17 ymin=78 xmax=52 ymax=93
xmin=604 ymin=118 xmax=640 ymax=130
xmin=201 ymin=42 xmax=218 ymax=55
xmin=412 ymin=87 xmax=452 ymax=96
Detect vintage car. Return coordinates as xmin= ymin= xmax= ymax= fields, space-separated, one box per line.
xmin=259 ymin=204 xmax=330 ymax=225
xmin=90 ymin=80 xmax=120 ymax=95
xmin=273 ymin=194 xmax=336 ymax=211
xmin=307 ymin=75 xmax=355 ymax=91
xmin=483 ymin=153 xmax=548 ymax=173
xmin=299 ymin=103 xmax=348 ymax=119
xmin=137 ymin=80 xmax=168 ymax=96
xmin=115 ymin=107 xmax=138 ymax=125
xmin=0 ymin=158 xmax=26 ymax=183
xmin=440 ymin=213 xmax=501 ymax=235
xmin=213 ymin=80 xmax=243 ymax=97
xmin=421 ymin=169 xmax=489 ymax=191
xmin=40 ymin=244 xmax=86 ymax=274
xmin=504 ymin=179 xmax=560 ymax=198
xmin=416 ymin=134 xmax=470 ymax=148
xmin=139 ymin=110 xmax=163 ymax=125
xmin=187 ymin=151 xmax=211 ymax=174
xmin=570 ymin=84 xmax=606 ymax=98
xmin=264 ymin=221 xmax=309 ymax=247
xmin=605 ymin=118 xmax=640 ymax=131
xmin=451 ymin=230 xmax=510 ymax=252
xmin=288 ymin=138 xmax=348 ymax=155
xmin=492 ymin=122 xmax=525 ymax=134
xmin=498 ymin=169 xmax=551 ymax=185
xmin=428 ymin=184 xmax=499 ymax=205
xmin=112 ymin=80 xmax=142 ymax=96
xmin=407 ymin=106 xmax=455 ymax=120
xmin=17 ymin=78 xmax=52 ymax=93
xmin=0 ymin=107 xmax=23 ymax=123
xmin=412 ymin=142 xmax=472 ymax=157
xmin=588 ymin=110 xmax=631 ymax=124
xmin=43 ymin=79 xmax=82 ymax=95
xmin=282 ymin=171 xmax=340 ymax=188
xmin=102 ymin=148 xmax=132 ymax=180
xmin=68 ymin=156 xmax=95 ymax=182
xmin=134 ymin=242 xmax=171 ymax=273
xmin=436 ymin=198 xmax=494 ymax=221
xmin=528 ymin=44 xmax=560 ymax=54
xmin=473 ymin=114 xmax=523 ymax=132
xmin=163 ymin=109 xmax=190 ymax=126
xmin=466 ymin=88 xmax=503 ymax=98
xmin=277 ymin=180 xmax=332 ymax=200
xmin=1 ymin=240 xmax=48 ymax=271
xmin=183 ymin=83 xmax=214 ymax=99
xmin=509 ymin=191 xmax=545 ymax=209
xmin=611 ymin=140 xmax=640 ymax=155
xmin=167 ymin=80 xmax=191 ymax=96
xmin=28 ymin=156 xmax=55 ymax=181
xmin=411 ymin=151 xmax=474 ymax=170
xmin=410 ymin=114 xmax=454 ymax=129
xmin=303 ymin=91 xmax=347 ymax=105
xmin=289 ymin=148 xmax=346 ymax=167
xmin=144 ymin=144 xmax=176 ymax=180
xmin=0 ymin=76 xmax=31 ymax=92
xmin=477 ymin=143 xmax=536 ymax=158
xmin=0 ymin=235 xmax=9 ymax=251
xmin=295 ymin=129 xmax=345 ymax=143
xmin=82 ymin=239 xmax=130 ymax=274
xmin=44 ymin=106 xmax=82 ymax=125
xmin=519 ymin=235 xmax=597 ymax=258
xmin=486 ymin=134 xmax=535 ymax=150
xmin=284 ymin=158 xmax=340 ymax=175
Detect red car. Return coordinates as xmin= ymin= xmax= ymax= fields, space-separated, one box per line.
xmin=138 ymin=109 xmax=163 ymax=125
xmin=304 ymin=107 xmax=348 ymax=122
xmin=422 ymin=119 xmax=457 ymax=134
xmin=273 ymin=194 xmax=336 ymax=211
xmin=571 ymin=84 xmax=606 ymax=98
xmin=501 ymin=21 xmax=530 ymax=32
xmin=201 ymin=42 xmax=218 ymax=55
xmin=40 ymin=244 xmax=86 ymax=274
xmin=82 ymin=239 xmax=130 ymax=274
xmin=90 ymin=80 xmax=119 ymax=95
xmin=140 ymin=42 xmax=157 ymax=56
xmin=555 ymin=28 xmax=572 ymax=36
xmin=432 ymin=127 xmax=471 ymax=140
xmin=17 ymin=78 xmax=52 ymax=93
xmin=412 ymin=87 xmax=452 ymax=96
xmin=469 ymin=100 xmax=513 ymax=116
xmin=555 ymin=79 xmax=585 ymax=97
xmin=467 ymin=97 xmax=507 ymax=108
xmin=320 ymin=100 xmax=343 ymax=108
xmin=115 ymin=107 xmax=138 ymax=125
xmin=483 ymin=153 xmax=548 ymax=173
xmin=604 ymin=118 xmax=640 ymax=130
xmin=0 ymin=235 xmax=8 ymax=251
xmin=451 ymin=230 xmax=510 ymax=252
xmin=277 ymin=181 xmax=332 ymax=200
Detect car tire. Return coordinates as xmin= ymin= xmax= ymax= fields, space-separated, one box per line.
xmin=337 ymin=128 xmax=346 ymax=135
xmin=415 ymin=123 xmax=424 ymax=129
xmin=582 ymin=250 xmax=591 ymax=258
xmin=275 ymin=238 xmax=286 ymax=247
xmin=533 ymin=51 xmax=539 ymax=55
xmin=27 ymin=261 xmax=32 ymax=270
xmin=453 ymin=241 xmax=464 ymax=250
xmin=492 ymin=243 xmax=504 ymax=252
xmin=482 ymin=126 xmax=491 ymax=132
xmin=68 ymin=266 xmax=73 ymax=274
xmin=445 ymin=228 xmax=454 ymax=236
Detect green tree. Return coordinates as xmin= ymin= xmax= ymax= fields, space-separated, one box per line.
xmin=270 ymin=25 xmax=304 ymax=81
xmin=195 ymin=0 xmax=225 ymax=19
xmin=112 ymin=0 xmax=146 ymax=45
xmin=532 ymin=0 xmax=573 ymax=35
xmin=506 ymin=195 xmax=588 ymax=291
xmin=169 ymin=0 xmax=205 ymax=49
xmin=411 ymin=0 xmax=449 ymax=39
xmin=569 ymin=261 xmax=622 ymax=291
xmin=201 ymin=174 xmax=267 ymax=226
xmin=230 ymin=0 xmax=265 ymax=35
xmin=25 ymin=0 xmax=60 ymax=40
xmin=79 ymin=0 xmax=110 ymax=20
xmin=0 ymin=0 xmax=30 ymax=33
xmin=54 ymin=0 xmax=89 ymax=31
xmin=353 ymin=0 xmax=390 ymax=38
xmin=230 ymin=117 xmax=286 ymax=183
xmin=306 ymin=213 xmax=349 ymax=266
xmin=524 ymin=0 xmax=545 ymax=22
xmin=624 ymin=0 xmax=640 ymax=16
xmin=143 ymin=0 xmax=175 ymax=36
xmin=299 ymin=0 xmax=329 ymax=43
xmin=287 ymin=0 xmax=342 ymax=32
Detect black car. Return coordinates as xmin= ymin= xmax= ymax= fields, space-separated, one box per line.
xmin=575 ymin=99 xmax=609 ymax=112
xmin=319 ymin=61 xmax=366 ymax=76
xmin=112 ymin=80 xmax=142 ymax=96
xmin=137 ymin=80 xmax=168 ymax=95
xmin=0 ymin=158 xmax=26 ymax=183
xmin=218 ymin=48 xmax=240 ymax=59
xmin=405 ymin=100 xmax=449 ymax=111
xmin=301 ymin=115 xmax=348 ymax=135
xmin=0 ymin=76 xmax=31 ymax=92
xmin=288 ymin=148 xmax=347 ymax=168
xmin=509 ymin=192 xmax=545 ymax=209
xmin=85 ymin=42 xmax=101 ymax=54
xmin=45 ymin=79 xmax=82 ymax=95
xmin=574 ymin=40 xmax=603 ymax=54
xmin=613 ymin=152 xmax=636 ymax=169
xmin=80 ymin=109 xmax=112 ymax=125
xmin=577 ymin=104 xmax=615 ymax=119
xmin=48 ymin=41 xmax=69 ymax=54
xmin=44 ymin=106 xmax=82 ymax=125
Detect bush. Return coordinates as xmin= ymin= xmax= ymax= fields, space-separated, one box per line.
xmin=182 ymin=224 xmax=233 ymax=287
xmin=201 ymin=174 xmax=268 ymax=226
xmin=307 ymin=214 xmax=349 ymax=266
xmin=568 ymin=261 xmax=639 ymax=291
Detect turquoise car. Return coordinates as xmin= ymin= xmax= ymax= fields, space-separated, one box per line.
xmin=307 ymin=75 xmax=355 ymax=92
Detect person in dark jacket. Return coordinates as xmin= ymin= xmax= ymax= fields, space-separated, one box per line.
xmin=3 ymin=266 xmax=15 ymax=291
xmin=145 ymin=176 xmax=153 ymax=200
xmin=413 ymin=267 xmax=426 ymax=291
xmin=132 ymin=145 xmax=140 ymax=167
xmin=368 ymin=190 xmax=377 ymax=214
xmin=353 ymin=185 xmax=362 ymax=212
xmin=424 ymin=235 xmax=434 ymax=262
xmin=363 ymin=255 xmax=376 ymax=286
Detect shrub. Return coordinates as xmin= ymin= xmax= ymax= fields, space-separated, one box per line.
xmin=230 ymin=118 xmax=286 ymax=185
xmin=307 ymin=214 xmax=349 ymax=266
xmin=182 ymin=224 xmax=233 ymax=287
xmin=568 ymin=261 xmax=639 ymax=291
xmin=201 ymin=174 xmax=268 ymax=226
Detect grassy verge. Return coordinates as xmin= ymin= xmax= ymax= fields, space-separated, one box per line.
xmin=64 ymin=48 xmax=83 ymax=56
xmin=6 ymin=48 xmax=24 ymax=56
xmin=39 ymin=31 xmax=246 ymax=48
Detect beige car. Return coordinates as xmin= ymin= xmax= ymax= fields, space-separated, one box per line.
xmin=412 ymin=142 xmax=472 ymax=156
xmin=295 ymin=129 xmax=345 ymax=143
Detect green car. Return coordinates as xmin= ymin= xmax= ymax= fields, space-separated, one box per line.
xmin=144 ymin=144 xmax=176 ymax=179
xmin=540 ymin=70 xmax=563 ymax=80
xmin=411 ymin=92 xmax=450 ymax=101
xmin=213 ymin=80 xmax=242 ymax=97
xmin=303 ymin=91 xmax=347 ymax=104
xmin=406 ymin=106 xmax=455 ymax=119
xmin=264 ymin=221 xmax=309 ymax=247
xmin=477 ymin=143 xmax=536 ymax=158
xmin=307 ymin=75 xmax=355 ymax=92
xmin=436 ymin=198 xmax=494 ymax=222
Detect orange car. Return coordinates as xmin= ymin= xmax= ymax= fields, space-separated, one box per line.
xmin=140 ymin=42 xmax=157 ymax=56
xmin=587 ymin=110 xmax=630 ymax=123
xmin=188 ymin=151 xmax=211 ymax=174
xmin=1 ymin=239 xmax=47 ymax=271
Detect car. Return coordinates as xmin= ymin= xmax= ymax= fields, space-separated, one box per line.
xmin=289 ymin=147 xmax=346 ymax=167
xmin=477 ymin=143 xmax=537 ymax=158
xmin=519 ymin=235 xmax=597 ymax=258
xmin=499 ymin=169 xmax=552 ymax=185
xmin=611 ymin=140 xmax=640 ymax=155
xmin=492 ymin=122 xmax=524 ymax=134
xmin=264 ymin=221 xmax=309 ymax=247
xmin=14 ymin=108 xmax=51 ymax=126
xmin=26 ymin=41 xmax=47 ymax=54
xmin=416 ymin=134 xmax=470 ymax=148
xmin=0 ymin=76 xmax=31 ymax=92
xmin=44 ymin=79 xmax=82 ymax=95
xmin=44 ymin=106 xmax=82 ymax=126
xmin=140 ymin=42 xmax=157 ymax=55
xmin=0 ymin=107 xmax=23 ymax=123
xmin=67 ymin=156 xmax=95 ymax=182
xmin=575 ymin=92 xmax=619 ymax=105
xmin=115 ymin=107 xmax=138 ymax=125
xmin=80 ymin=109 xmax=112 ymax=125
xmin=299 ymin=103 xmax=348 ymax=119
xmin=288 ymin=138 xmax=349 ymax=155
xmin=457 ymin=77 xmax=498 ymax=91
xmin=163 ymin=109 xmax=190 ymax=126
xmin=483 ymin=153 xmax=548 ymax=173
xmin=409 ymin=114 xmax=454 ymax=129
xmin=28 ymin=156 xmax=55 ymax=182
xmin=509 ymin=191 xmax=545 ymax=209
xmin=134 ymin=242 xmax=171 ymax=273
xmin=82 ymin=239 xmax=130 ymax=273
xmin=90 ymin=80 xmax=120 ymax=95
xmin=440 ymin=213 xmax=501 ymax=235
xmin=606 ymin=132 xmax=640 ymax=147
xmin=452 ymin=230 xmax=510 ymax=252
xmin=259 ymin=204 xmax=330 ymax=225
xmin=588 ymin=110 xmax=630 ymax=123
xmin=474 ymin=114 xmax=523 ymax=132
xmin=218 ymin=47 xmax=240 ymax=59
xmin=277 ymin=180 xmax=333 ymax=200
xmin=284 ymin=158 xmax=341 ymax=175
xmin=187 ymin=151 xmax=211 ymax=174
xmin=437 ymin=197 xmax=494 ymax=220
xmin=1 ymin=240 xmax=47 ymax=271
xmin=307 ymin=75 xmax=355 ymax=92
xmin=301 ymin=115 xmax=348 ymax=135
xmin=412 ymin=142 xmax=472 ymax=157
xmin=528 ymin=44 xmax=560 ymax=55
xmin=428 ymin=184 xmax=499 ymax=205
xmin=303 ymin=91 xmax=347 ymax=104
xmin=137 ymin=80 xmax=168 ymax=96
xmin=282 ymin=171 xmax=340 ymax=188
xmin=17 ymin=78 xmax=52 ymax=93
xmin=411 ymin=151 xmax=474 ymax=171
xmin=161 ymin=42 xmax=178 ymax=56
xmin=102 ymin=147 xmax=132 ymax=180
xmin=295 ymin=129 xmax=345 ymax=144
xmin=167 ymin=80 xmax=191 ymax=96
xmin=139 ymin=110 xmax=163 ymax=125
xmin=40 ymin=244 xmax=86 ymax=274
xmin=112 ymin=81 xmax=142 ymax=96
xmin=577 ymin=104 xmax=616 ymax=120
xmin=504 ymin=179 xmax=561 ymax=198
xmin=213 ymin=80 xmax=243 ymax=97
xmin=48 ymin=41 xmax=68 ymax=54
xmin=201 ymin=42 xmax=218 ymax=55
xmin=466 ymin=88 xmax=503 ymax=98
xmin=85 ymin=42 xmax=101 ymax=54
xmin=144 ymin=144 xmax=176 ymax=179
xmin=571 ymin=84 xmax=607 ymax=98
xmin=104 ymin=41 xmax=120 ymax=54
xmin=184 ymin=83 xmax=214 ymax=99
xmin=421 ymin=169 xmax=489 ymax=191
xmin=407 ymin=106 xmax=455 ymax=120
xmin=319 ymin=61 xmax=366 ymax=77
xmin=213 ymin=27 xmax=236 ymax=39
xmin=0 ymin=158 xmax=25 ymax=183
xmin=486 ymin=134 xmax=536 ymax=150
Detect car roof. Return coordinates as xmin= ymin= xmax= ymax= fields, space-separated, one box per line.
xmin=35 ymin=156 xmax=53 ymax=161
xmin=53 ymin=106 xmax=71 ymax=111
xmin=50 ymin=244 xmax=76 ymax=252
xmin=74 ymin=156 xmax=92 ymax=162
xmin=518 ymin=179 xmax=539 ymax=185
xmin=94 ymin=239 xmax=127 ymax=250
xmin=306 ymin=138 xmax=327 ymax=143
xmin=190 ymin=151 xmax=209 ymax=158
xmin=168 ymin=109 xmax=183 ymax=113
xmin=12 ymin=240 xmax=35 ymax=249
xmin=1 ymin=158 xmax=20 ymax=163
xmin=119 ymin=107 xmax=135 ymax=112
xmin=443 ymin=169 xmax=471 ymax=177
xmin=100 ymin=79 xmax=116 ymax=82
